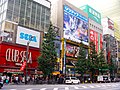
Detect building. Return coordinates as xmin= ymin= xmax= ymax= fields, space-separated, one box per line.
xmin=114 ymin=22 xmax=120 ymax=77
xmin=80 ymin=5 xmax=103 ymax=53
xmin=0 ymin=0 xmax=51 ymax=75
xmin=51 ymin=0 xmax=89 ymax=75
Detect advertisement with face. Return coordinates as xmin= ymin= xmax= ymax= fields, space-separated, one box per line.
xmin=65 ymin=44 xmax=79 ymax=58
xmin=63 ymin=5 xmax=88 ymax=45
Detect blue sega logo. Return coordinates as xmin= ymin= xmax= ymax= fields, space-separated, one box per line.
xmin=20 ymin=32 xmax=37 ymax=42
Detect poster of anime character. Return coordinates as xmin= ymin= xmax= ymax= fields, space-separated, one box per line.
xmin=63 ymin=5 xmax=89 ymax=45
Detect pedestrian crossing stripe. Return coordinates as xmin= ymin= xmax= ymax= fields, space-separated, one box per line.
xmin=65 ymin=87 xmax=69 ymax=90
xmin=74 ymin=86 xmax=79 ymax=89
xmin=53 ymin=88 xmax=58 ymax=90
xmin=40 ymin=88 xmax=47 ymax=90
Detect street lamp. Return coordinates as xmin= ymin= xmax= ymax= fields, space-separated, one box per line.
xmin=25 ymin=36 xmax=33 ymax=84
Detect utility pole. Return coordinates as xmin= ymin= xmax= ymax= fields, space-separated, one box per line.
xmin=25 ymin=41 xmax=30 ymax=84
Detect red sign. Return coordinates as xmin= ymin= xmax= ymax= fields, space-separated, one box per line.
xmin=20 ymin=61 xmax=27 ymax=71
xmin=100 ymin=34 xmax=103 ymax=49
xmin=90 ymin=30 xmax=98 ymax=52
xmin=0 ymin=42 xmax=40 ymax=72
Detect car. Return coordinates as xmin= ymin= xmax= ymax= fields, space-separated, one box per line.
xmin=65 ymin=77 xmax=80 ymax=84
xmin=0 ymin=76 xmax=3 ymax=89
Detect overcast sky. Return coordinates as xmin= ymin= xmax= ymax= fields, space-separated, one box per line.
xmin=49 ymin=0 xmax=115 ymax=14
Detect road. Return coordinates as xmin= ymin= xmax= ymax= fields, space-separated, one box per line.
xmin=2 ymin=82 xmax=120 ymax=90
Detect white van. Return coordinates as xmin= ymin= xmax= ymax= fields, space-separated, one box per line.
xmin=97 ymin=75 xmax=110 ymax=83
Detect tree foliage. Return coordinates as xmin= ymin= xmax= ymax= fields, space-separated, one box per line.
xmin=75 ymin=44 xmax=89 ymax=76
xmin=37 ymin=23 xmax=57 ymax=77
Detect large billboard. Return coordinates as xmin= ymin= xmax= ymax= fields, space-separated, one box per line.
xmin=0 ymin=43 xmax=40 ymax=73
xmin=16 ymin=26 xmax=40 ymax=48
xmin=63 ymin=5 xmax=89 ymax=45
xmin=80 ymin=5 xmax=101 ymax=24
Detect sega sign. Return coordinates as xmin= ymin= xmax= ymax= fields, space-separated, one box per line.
xmin=16 ymin=26 xmax=40 ymax=48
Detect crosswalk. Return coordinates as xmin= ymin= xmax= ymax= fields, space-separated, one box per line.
xmin=3 ymin=83 xmax=120 ymax=90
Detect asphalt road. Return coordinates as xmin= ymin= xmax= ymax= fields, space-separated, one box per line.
xmin=2 ymin=82 xmax=120 ymax=90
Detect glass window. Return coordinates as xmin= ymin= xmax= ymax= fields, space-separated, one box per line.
xmin=8 ymin=0 xmax=14 ymax=11
xmin=41 ymin=13 xmax=45 ymax=22
xmin=41 ymin=21 xmax=44 ymax=30
xmin=42 ymin=6 xmax=45 ymax=13
xmin=6 ymin=10 xmax=12 ymax=21
xmin=45 ymin=15 xmax=50 ymax=23
xmin=46 ymin=8 xmax=50 ymax=15
xmin=13 ymin=14 xmax=19 ymax=23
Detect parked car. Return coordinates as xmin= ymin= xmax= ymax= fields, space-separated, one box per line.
xmin=0 ymin=76 xmax=3 ymax=89
xmin=65 ymin=77 xmax=80 ymax=84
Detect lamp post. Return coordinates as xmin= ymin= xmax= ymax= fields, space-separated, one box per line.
xmin=25 ymin=41 xmax=30 ymax=84
xmin=25 ymin=36 xmax=33 ymax=84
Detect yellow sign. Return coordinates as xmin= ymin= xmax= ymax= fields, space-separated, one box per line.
xmin=59 ymin=58 xmax=63 ymax=71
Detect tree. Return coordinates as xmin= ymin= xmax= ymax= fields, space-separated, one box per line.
xmin=75 ymin=44 xmax=88 ymax=79
xmin=88 ymin=42 xmax=99 ymax=82
xmin=97 ymin=49 xmax=109 ymax=75
xmin=37 ymin=23 xmax=57 ymax=78
xmin=109 ymin=56 xmax=117 ymax=79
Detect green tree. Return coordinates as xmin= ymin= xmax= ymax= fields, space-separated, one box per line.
xmin=37 ymin=23 xmax=57 ymax=78
xmin=97 ymin=49 xmax=109 ymax=75
xmin=75 ymin=44 xmax=88 ymax=78
xmin=88 ymin=42 xmax=98 ymax=82
xmin=109 ymin=56 xmax=117 ymax=78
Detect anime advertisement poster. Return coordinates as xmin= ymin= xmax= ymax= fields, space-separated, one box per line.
xmin=65 ymin=44 xmax=79 ymax=58
xmin=63 ymin=5 xmax=89 ymax=45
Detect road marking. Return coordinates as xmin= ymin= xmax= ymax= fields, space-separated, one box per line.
xmin=53 ymin=88 xmax=58 ymax=90
xmin=81 ymin=86 xmax=87 ymax=88
xmin=74 ymin=86 xmax=79 ymax=89
xmin=95 ymin=85 xmax=101 ymax=87
xmin=40 ymin=88 xmax=47 ymax=90
xmin=65 ymin=87 xmax=69 ymax=90
xmin=10 ymin=89 xmax=17 ymax=90
xmin=89 ymin=85 xmax=95 ymax=88
xmin=26 ymin=89 xmax=32 ymax=90
xmin=101 ymin=84 xmax=106 ymax=87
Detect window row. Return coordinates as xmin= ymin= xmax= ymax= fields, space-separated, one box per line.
xmin=6 ymin=0 xmax=50 ymax=31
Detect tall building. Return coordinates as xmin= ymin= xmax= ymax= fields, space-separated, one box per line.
xmin=80 ymin=5 xmax=103 ymax=53
xmin=0 ymin=0 xmax=50 ymax=75
xmin=51 ymin=0 xmax=89 ymax=75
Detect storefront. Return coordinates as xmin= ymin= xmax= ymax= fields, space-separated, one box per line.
xmin=0 ymin=42 xmax=40 ymax=75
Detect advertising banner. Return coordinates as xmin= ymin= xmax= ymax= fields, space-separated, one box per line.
xmin=108 ymin=18 xmax=114 ymax=30
xmin=80 ymin=5 xmax=101 ymax=24
xmin=90 ymin=30 xmax=99 ymax=52
xmin=20 ymin=61 xmax=27 ymax=71
xmin=100 ymin=34 xmax=103 ymax=49
xmin=66 ymin=44 xmax=79 ymax=58
xmin=63 ymin=5 xmax=89 ymax=45
xmin=16 ymin=26 xmax=40 ymax=48
xmin=0 ymin=43 xmax=40 ymax=69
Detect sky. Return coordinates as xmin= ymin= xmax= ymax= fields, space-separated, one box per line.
xmin=49 ymin=0 xmax=116 ymax=17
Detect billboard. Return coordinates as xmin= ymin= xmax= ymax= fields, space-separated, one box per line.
xmin=63 ymin=5 xmax=89 ymax=45
xmin=16 ymin=26 xmax=40 ymax=48
xmin=80 ymin=5 xmax=101 ymax=24
xmin=90 ymin=30 xmax=99 ymax=52
xmin=0 ymin=43 xmax=40 ymax=70
xmin=66 ymin=44 xmax=79 ymax=58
